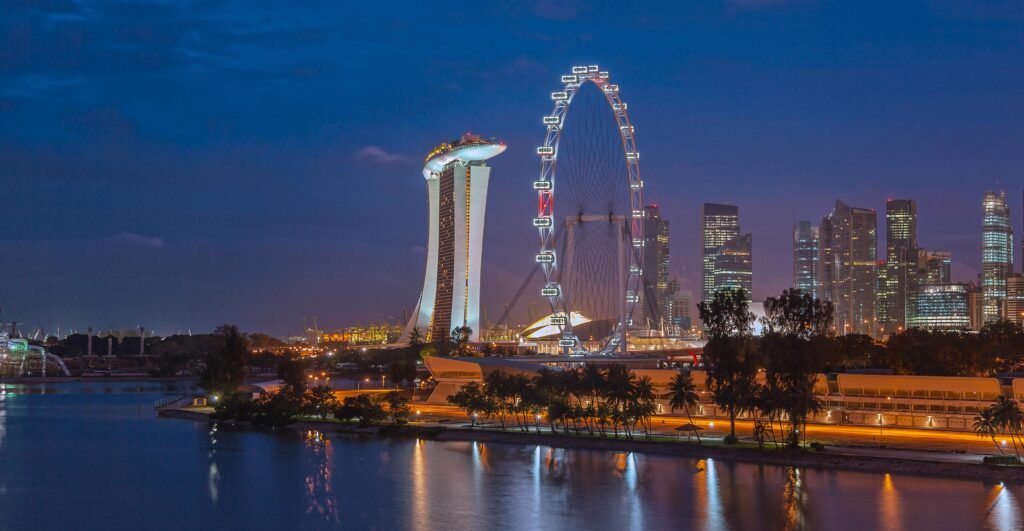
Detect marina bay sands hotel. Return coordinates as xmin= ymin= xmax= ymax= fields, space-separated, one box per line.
xmin=400 ymin=133 xmax=506 ymax=343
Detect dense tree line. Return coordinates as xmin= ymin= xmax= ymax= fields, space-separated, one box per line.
xmin=447 ymin=365 xmax=700 ymax=441
xmin=214 ymin=385 xmax=410 ymax=429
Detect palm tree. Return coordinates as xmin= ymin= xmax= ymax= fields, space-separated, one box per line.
xmin=755 ymin=383 xmax=785 ymax=448
xmin=595 ymin=403 xmax=611 ymax=437
xmin=604 ymin=365 xmax=636 ymax=438
xmin=408 ymin=327 xmax=424 ymax=346
xmin=974 ymin=407 xmax=1005 ymax=456
xmin=668 ymin=373 xmax=701 ymax=444
xmin=483 ymin=371 xmax=510 ymax=429
xmin=752 ymin=421 xmax=769 ymax=449
xmin=993 ymin=396 xmax=1024 ymax=458
xmin=633 ymin=376 xmax=656 ymax=438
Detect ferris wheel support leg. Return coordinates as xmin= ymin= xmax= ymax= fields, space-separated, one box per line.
xmin=618 ymin=220 xmax=627 ymax=355
xmin=562 ymin=220 xmax=578 ymax=356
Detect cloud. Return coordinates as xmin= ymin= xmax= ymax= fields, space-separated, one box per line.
xmin=108 ymin=232 xmax=165 ymax=248
xmin=355 ymin=145 xmax=414 ymax=164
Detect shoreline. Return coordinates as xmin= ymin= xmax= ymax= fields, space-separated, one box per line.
xmin=161 ymin=409 xmax=1024 ymax=483
xmin=0 ymin=376 xmax=198 ymax=384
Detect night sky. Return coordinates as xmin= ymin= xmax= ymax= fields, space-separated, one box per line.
xmin=2 ymin=1 xmax=1022 ymax=337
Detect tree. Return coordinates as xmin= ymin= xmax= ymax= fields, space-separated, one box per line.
xmin=450 ymin=326 xmax=475 ymax=357
xmin=992 ymin=396 xmax=1024 ymax=458
xmin=277 ymin=355 xmax=307 ymax=395
xmin=697 ymin=289 xmax=758 ymax=443
xmin=380 ymin=391 xmax=410 ymax=423
xmin=752 ymin=421 xmax=769 ymax=449
xmin=604 ymin=364 xmax=637 ymax=439
xmin=303 ymin=385 xmax=338 ymax=420
xmin=251 ymin=390 xmax=303 ymax=428
xmin=200 ymin=325 xmax=249 ymax=395
xmin=387 ymin=359 xmax=418 ymax=388
xmin=974 ymin=407 xmax=1004 ymax=456
xmin=334 ymin=394 xmax=387 ymax=426
xmin=632 ymin=376 xmax=656 ymax=439
xmin=760 ymin=289 xmax=832 ymax=447
xmin=408 ymin=327 xmax=424 ymax=347
xmin=668 ymin=372 xmax=701 ymax=444
xmin=448 ymin=382 xmax=489 ymax=428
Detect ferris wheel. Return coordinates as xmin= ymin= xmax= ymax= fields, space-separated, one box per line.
xmin=533 ymin=65 xmax=643 ymax=356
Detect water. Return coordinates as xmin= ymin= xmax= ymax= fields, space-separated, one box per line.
xmin=0 ymin=382 xmax=1021 ymax=530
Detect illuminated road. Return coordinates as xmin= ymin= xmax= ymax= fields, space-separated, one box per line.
xmin=407 ymin=403 xmax=1008 ymax=458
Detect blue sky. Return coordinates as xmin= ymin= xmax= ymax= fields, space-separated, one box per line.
xmin=1 ymin=0 xmax=1022 ymax=336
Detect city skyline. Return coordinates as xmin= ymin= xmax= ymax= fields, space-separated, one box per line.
xmin=3 ymin=2 xmax=1023 ymax=335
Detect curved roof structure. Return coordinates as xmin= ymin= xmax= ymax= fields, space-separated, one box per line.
xmin=422 ymin=133 xmax=506 ymax=178
xmin=522 ymin=312 xmax=591 ymax=339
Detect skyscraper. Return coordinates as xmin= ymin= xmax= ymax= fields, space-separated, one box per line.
xmin=881 ymin=199 xmax=918 ymax=333
xmin=925 ymin=251 xmax=952 ymax=285
xmin=401 ymin=133 xmax=506 ymax=343
xmin=701 ymin=203 xmax=739 ymax=303
xmin=670 ymin=289 xmax=692 ymax=331
xmin=640 ymin=204 xmax=672 ymax=328
xmin=792 ymin=221 xmax=819 ymax=299
xmin=712 ymin=233 xmax=753 ymax=300
xmin=820 ymin=200 xmax=878 ymax=336
xmin=982 ymin=191 xmax=1013 ymax=323
xmin=1006 ymin=273 xmax=1024 ymax=325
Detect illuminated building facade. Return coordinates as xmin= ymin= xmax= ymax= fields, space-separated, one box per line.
xmin=906 ymin=283 xmax=971 ymax=331
xmin=1006 ymin=273 xmax=1024 ymax=325
xmin=640 ymin=204 xmax=673 ymax=328
xmin=821 ymin=200 xmax=877 ymax=336
xmin=792 ymin=221 xmax=819 ymax=299
xmin=881 ymin=199 xmax=918 ymax=333
xmin=712 ymin=233 xmax=753 ymax=300
xmin=701 ymin=203 xmax=739 ymax=303
xmin=925 ymin=250 xmax=952 ymax=285
xmin=968 ymin=285 xmax=984 ymax=331
xmin=401 ymin=133 xmax=506 ymax=343
xmin=322 ymin=323 xmax=403 ymax=345
xmin=982 ymin=191 xmax=1013 ymax=323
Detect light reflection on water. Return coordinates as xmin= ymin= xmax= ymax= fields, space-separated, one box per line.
xmin=0 ymin=382 xmax=1022 ymax=530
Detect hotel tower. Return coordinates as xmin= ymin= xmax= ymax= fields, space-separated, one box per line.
xmin=401 ymin=133 xmax=505 ymax=344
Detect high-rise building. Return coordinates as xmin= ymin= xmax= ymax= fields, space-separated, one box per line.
xmin=906 ymin=284 xmax=971 ymax=331
xmin=712 ymin=233 xmax=753 ymax=300
xmin=669 ymin=289 xmax=692 ymax=332
xmin=820 ymin=200 xmax=878 ymax=336
xmin=640 ymin=205 xmax=673 ymax=328
xmin=925 ymin=251 xmax=952 ymax=285
xmin=982 ymin=191 xmax=1013 ymax=323
xmin=968 ymin=284 xmax=985 ymax=331
xmin=792 ymin=221 xmax=819 ymax=299
xmin=1006 ymin=273 xmax=1024 ymax=325
xmin=876 ymin=260 xmax=892 ymax=332
xmin=881 ymin=199 xmax=918 ymax=332
xmin=701 ymin=203 xmax=739 ymax=303
xmin=401 ymin=134 xmax=506 ymax=343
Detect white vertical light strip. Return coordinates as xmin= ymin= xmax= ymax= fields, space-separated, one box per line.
xmin=465 ymin=164 xmax=491 ymax=342
xmin=400 ymin=176 xmax=441 ymax=343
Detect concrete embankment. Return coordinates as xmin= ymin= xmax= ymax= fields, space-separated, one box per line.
xmin=168 ymin=411 xmax=1024 ymax=483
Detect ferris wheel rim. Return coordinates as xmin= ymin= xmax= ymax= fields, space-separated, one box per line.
xmin=533 ymin=65 xmax=644 ymax=356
